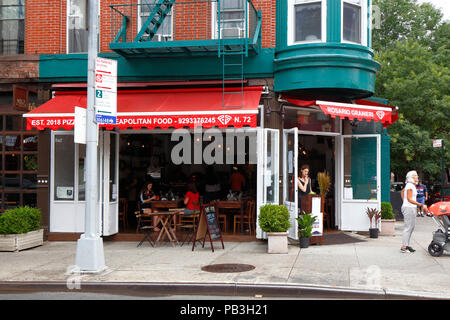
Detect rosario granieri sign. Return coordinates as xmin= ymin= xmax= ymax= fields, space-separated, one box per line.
xmin=316 ymin=101 xmax=394 ymax=125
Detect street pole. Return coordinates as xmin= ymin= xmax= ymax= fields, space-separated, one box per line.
xmin=442 ymin=140 xmax=446 ymax=200
xmin=75 ymin=0 xmax=106 ymax=272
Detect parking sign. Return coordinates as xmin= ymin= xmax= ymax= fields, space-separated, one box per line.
xmin=94 ymin=57 xmax=117 ymax=124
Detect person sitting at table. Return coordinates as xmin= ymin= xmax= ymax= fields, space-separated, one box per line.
xmin=184 ymin=183 xmax=200 ymax=215
xmin=140 ymin=181 xmax=160 ymax=231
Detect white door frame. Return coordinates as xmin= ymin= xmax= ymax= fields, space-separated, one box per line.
xmin=339 ymin=134 xmax=381 ymax=231
xmin=256 ymin=128 xmax=280 ymax=239
xmin=102 ymin=131 xmax=119 ymax=236
xmin=282 ymin=127 xmax=298 ymax=240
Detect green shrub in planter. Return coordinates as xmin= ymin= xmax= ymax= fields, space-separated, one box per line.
xmin=258 ymin=204 xmax=291 ymax=233
xmin=0 ymin=206 xmax=41 ymax=234
xmin=381 ymin=202 xmax=395 ymax=220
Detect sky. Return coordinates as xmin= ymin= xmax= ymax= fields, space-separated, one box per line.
xmin=418 ymin=0 xmax=450 ymax=21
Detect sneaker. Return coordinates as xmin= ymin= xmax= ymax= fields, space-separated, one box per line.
xmin=400 ymin=247 xmax=409 ymax=253
xmin=407 ymin=246 xmax=416 ymax=252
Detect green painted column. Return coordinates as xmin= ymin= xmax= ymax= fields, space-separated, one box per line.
xmin=327 ymin=0 xmax=341 ymax=42
xmin=381 ymin=133 xmax=391 ymax=203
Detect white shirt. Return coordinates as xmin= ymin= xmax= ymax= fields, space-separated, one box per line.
xmin=402 ymin=183 xmax=417 ymax=208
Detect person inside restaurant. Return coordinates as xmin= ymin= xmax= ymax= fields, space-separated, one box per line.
xmin=184 ymin=183 xmax=201 ymax=214
xmin=230 ymin=166 xmax=246 ymax=193
xmin=297 ymin=164 xmax=312 ymax=213
xmin=140 ymin=181 xmax=160 ymax=231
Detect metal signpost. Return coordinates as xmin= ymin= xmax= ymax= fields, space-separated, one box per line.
xmin=75 ymin=0 xmax=106 ymax=273
xmin=433 ymin=139 xmax=446 ymax=200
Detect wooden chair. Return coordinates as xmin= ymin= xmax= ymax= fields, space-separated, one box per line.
xmin=176 ymin=209 xmax=199 ymax=247
xmin=136 ymin=201 xmax=153 ymax=233
xmin=119 ymin=198 xmax=128 ymax=231
xmin=233 ymin=200 xmax=255 ymax=234
xmin=135 ymin=212 xmax=155 ymax=247
xmin=214 ymin=201 xmax=228 ymax=233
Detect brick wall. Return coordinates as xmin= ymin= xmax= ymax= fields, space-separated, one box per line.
xmin=25 ymin=0 xmax=275 ymax=54
xmin=0 ymin=55 xmax=39 ymax=81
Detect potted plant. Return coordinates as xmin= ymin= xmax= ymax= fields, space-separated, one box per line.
xmin=366 ymin=207 xmax=381 ymax=238
xmin=0 ymin=206 xmax=44 ymax=252
xmin=317 ymin=171 xmax=331 ymax=213
xmin=380 ymin=202 xmax=396 ymax=236
xmin=258 ymin=204 xmax=291 ymax=254
xmin=296 ymin=213 xmax=317 ymax=248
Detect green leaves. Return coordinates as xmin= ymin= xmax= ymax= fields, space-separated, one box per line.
xmin=373 ymin=0 xmax=449 ymax=181
xmin=258 ymin=204 xmax=291 ymax=233
xmin=296 ymin=213 xmax=317 ymax=238
xmin=0 ymin=206 xmax=42 ymax=235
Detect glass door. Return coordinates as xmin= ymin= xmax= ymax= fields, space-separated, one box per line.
xmin=256 ymin=128 xmax=280 ymax=239
xmin=339 ymin=134 xmax=380 ymax=231
xmin=101 ymin=131 xmax=119 ymax=236
xmin=283 ymin=127 xmax=298 ymax=240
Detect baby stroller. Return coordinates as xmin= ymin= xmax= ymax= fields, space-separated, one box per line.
xmin=427 ymin=201 xmax=450 ymax=257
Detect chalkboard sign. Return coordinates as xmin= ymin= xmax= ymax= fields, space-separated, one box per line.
xmin=192 ymin=204 xmax=224 ymax=252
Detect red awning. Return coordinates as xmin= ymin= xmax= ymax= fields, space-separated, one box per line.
xmin=24 ymin=87 xmax=262 ymax=130
xmin=281 ymin=96 xmax=398 ymax=127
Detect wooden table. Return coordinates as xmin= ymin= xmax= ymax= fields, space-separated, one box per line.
xmin=151 ymin=200 xmax=183 ymax=229
xmin=142 ymin=210 xmax=180 ymax=247
xmin=215 ymin=200 xmax=245 ymax=233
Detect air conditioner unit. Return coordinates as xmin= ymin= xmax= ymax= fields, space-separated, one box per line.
xmin=150 ymin=34 xmax=172 ymax=42
xmin=220 ymin=27 xmax=244 ymax=39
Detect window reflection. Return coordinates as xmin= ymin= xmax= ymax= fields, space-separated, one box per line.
xmin=295 ymin=2 xmax=322 ymax=42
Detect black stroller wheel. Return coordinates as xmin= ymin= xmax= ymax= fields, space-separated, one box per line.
xmin=428 ymin=242 xmax=444 ymax=257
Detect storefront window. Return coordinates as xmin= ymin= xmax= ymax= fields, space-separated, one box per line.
xmin=343 ymin=136 xmax=378 ymax=200
xmin=22 ymin=174 xmax=36 ymax=189
xmin=54 ymin=134 xmax=75 ymax=200
xmin=78 ymin=143 xmax=85 ymax=201
xmin=109 ymin=134 xmax=117 ymax=202
xmin=5 ymin=154 xmax=19 ymax=170
xmin=23 ymin=193 xmax=36 ymax=207
xmin=23 ymin=135 xmax=38 ymax=151
xmin=5 ymin=115 xmax=21 ymax=131
xmin=284 ymin=107 xmax=340 ymax=133
xmin=5 ymin=135 xmax=20 ymax=151
xmin=5 ymin=193 xmax=19 ymax=209
xmin=23 ymin=154 xmax=37 ymax=171
xmin=5 ymin=173 xmax=19 ymax=189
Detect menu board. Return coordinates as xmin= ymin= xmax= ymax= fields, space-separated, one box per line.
xmin=205 ymin=205 xmax=221 ymax=240
xmin=192 ymin=205 xmax=224 ymax=252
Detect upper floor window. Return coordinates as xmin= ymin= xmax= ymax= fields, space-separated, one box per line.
xmin=68 ymin=0 xmax=88 ymax=53
xmin=342 ymin=0 xmax=367 ymax=45
xmin=288 ymin=0 xmax=327 ymax=45
xmin=219 ymin=0 xmax=245 ymax=39
xmin=0 ymin=0 xmax=25 ymax=55
xmin=138 ymin=0 xmax=173 ymax=42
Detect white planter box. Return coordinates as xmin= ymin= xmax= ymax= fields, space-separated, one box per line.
xmin=380 ymin=220 xmax=396 ymax=236
xmin=267 ymin=232 xmax=289 ymax=254
xmin=0 ymin=229 xmax=44 ymax=252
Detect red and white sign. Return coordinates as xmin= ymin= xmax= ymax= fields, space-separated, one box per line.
xmin=316 ymin=100 xmax=393 ymax=124
xmin=433 ymin=139 xmax=443 ymax=148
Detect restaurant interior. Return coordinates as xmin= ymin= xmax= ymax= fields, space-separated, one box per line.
xmin=117 ymin=132 xmax=257 ymax=238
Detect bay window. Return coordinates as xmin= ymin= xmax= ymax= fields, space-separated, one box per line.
xmin=342 ymin=0 xmax=367 ymax=45
xmin=288 ymin=0 xmax=326 ymax=45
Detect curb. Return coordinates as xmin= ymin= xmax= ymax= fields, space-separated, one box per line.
xmin=0 ymin=281 xmax=446 ymax=300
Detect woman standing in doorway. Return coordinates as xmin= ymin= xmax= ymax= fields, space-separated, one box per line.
xmin=297 ymin=164 xmax=311 ymax=213
xmin=401 ymin=171 xmax=427 ymax=253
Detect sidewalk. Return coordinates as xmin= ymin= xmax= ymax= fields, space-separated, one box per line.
xmin=1 ymin=216 xmax=449 ymax=299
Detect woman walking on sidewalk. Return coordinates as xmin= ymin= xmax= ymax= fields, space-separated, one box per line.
xmin=400 ymin=171 xmax=427 ymax=253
